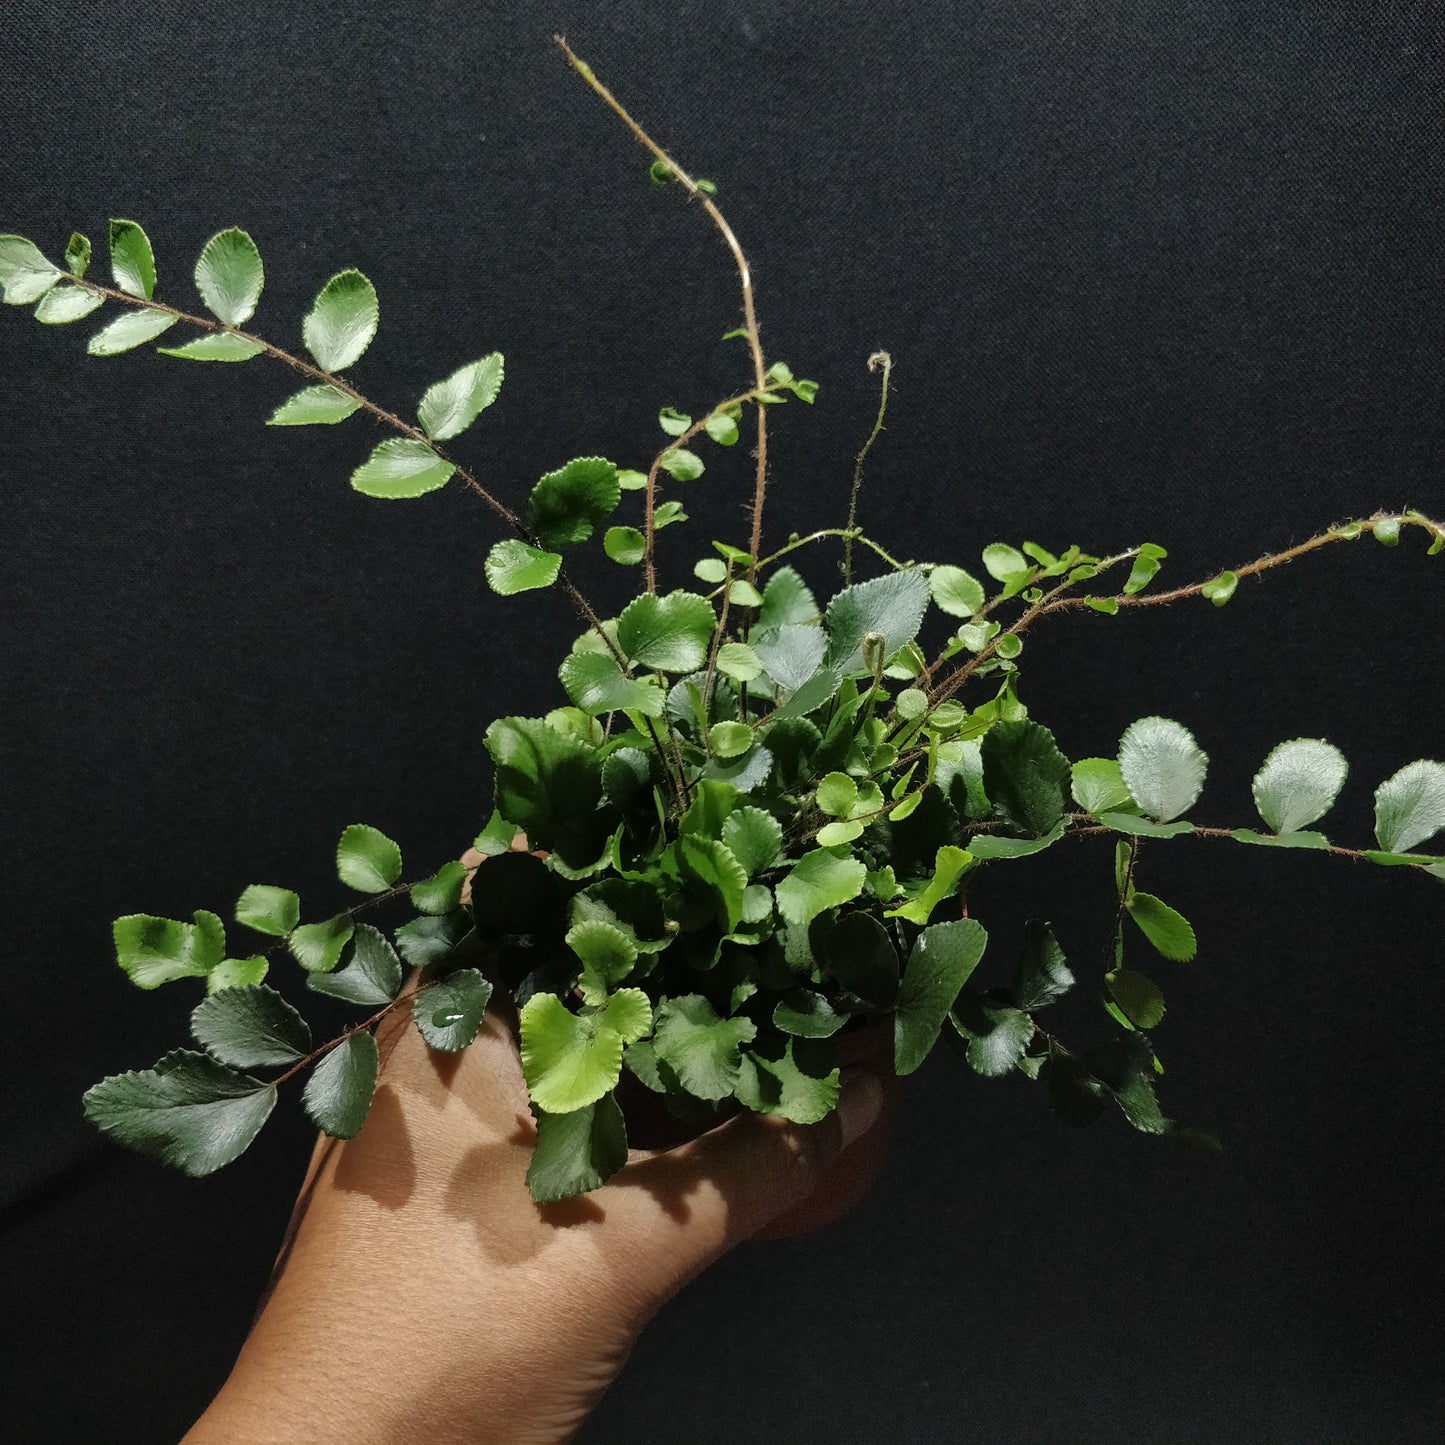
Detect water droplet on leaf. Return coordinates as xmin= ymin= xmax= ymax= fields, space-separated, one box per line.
xmin=432 ymin=1009 xmax=464 ymax=1028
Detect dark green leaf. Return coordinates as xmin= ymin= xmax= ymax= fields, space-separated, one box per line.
xmin=1106 ymin=969 xmax=1166 ymax=1029
xmin=417 ymin=353 xmax=504 ymax=440
xmin=526 ymin=1095 xmax=627 ymax=1203
xmin=528 ymin=456 xmax=621 ymax=548
xmin=266 ymin=384 xmax=362 ymax=426
xmin=303 ymin=269 xmax=378 ymax=370
xmin=412 ymin=967 xmax=493 ymax=1051
xmin=350 ymin=437 xmax=455 ymax=499
xmin=1229 ymin=828 xmax=1331 ymax=850
xmin=302 ymin=1031 xmax=378 ymax=1139
xmin=190 ymin=984 xmax=311 ymax=1069
xmin=108 ymin=219 xmax=156 ymax=298
xmin=773 ymin=991 xmax=846 ymax=1038
xmin=395 ymin=909 xmax=473 ymax=968
xmin=824 ymin=912 xmax=900 ymax=1005
xmin=307 ymin=923 xmax=402 ymax=1006
xmin=235 ymin=885 xmax=300 ymax=936
xmin=336 ymin=823 xmax=402 ymax=892
xmin=825 ymin=571 xmax=930 ymax=674
xmin=679 ymin=835 xmax=748 ymax=933
xmin=952 ymin=994 xmax=1033 ymax=1076
xmin=1013 ymin=921 xmax=1075 ymax=1011
xmin=654 ymin=994 xmax=757 ymax=1099
xmin=484 ymin=717 xmax=606 ymax=868
xmin=753 ymin=623 xmax=827 ymax=696
xmin=895 ymin=918 xmax=988 ymax=1075
xmin=194 ymin=227 xmax=264 ymax=325
xmin=735 ymin=1035 xmax=839 ymax=1124
xmin=83 ymin=1050 xmax=275 ymax=1176
xmin=967 ymin=822 xmax=1067 ymax=859
xmin=981 ymin=720 xmax=1071 ymax=837
xmin=485 ymin=539 xmax=562 ymax=595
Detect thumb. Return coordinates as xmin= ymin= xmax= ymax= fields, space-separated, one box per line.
xmin=626 ymin=1065 xmax=890 ymax=1256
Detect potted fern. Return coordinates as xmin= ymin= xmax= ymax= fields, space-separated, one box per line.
xmin=2 ymin=37 xmax=1441 ymax=1209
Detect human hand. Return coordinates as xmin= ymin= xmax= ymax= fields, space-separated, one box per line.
xmin=184 ymin=849 xmax=898 ymax=1445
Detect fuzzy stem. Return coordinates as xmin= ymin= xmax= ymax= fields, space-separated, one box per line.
xmin=844 ymin=351 xmax=893 ymax=584
xmin=555 ymin=36 xmax=771 ymax=580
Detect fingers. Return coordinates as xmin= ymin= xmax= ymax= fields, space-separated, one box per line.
xmin=621 ymin=1064 xmax=891 ymax=1260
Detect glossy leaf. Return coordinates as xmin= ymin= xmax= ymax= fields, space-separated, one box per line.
xmin=1374 ymin=759 xmax=1445 ymax=854
xmin=604 ymin=526 xmax=646 ymax=565
xmin=485 ymin=539 xmax=562 ymax=595
xmin=34 ymin=283 xmax=104 ymax=324
xmin=709 ymin=721 xmax=753 ymax=759
xmin=336 ymin=824 xmax=402 ymax=893
xmin=350 ymin=437 xmax=455 ymax=499
xmin=720 ymin=807 xmax=782 ymax=877
xmin=616 ymin=591 xmax=716 ymax=672
xmin=715 ymin=642 xmax=764 ymax=682
xmin=108 ymin=219 xmax=156 ymax=298
xmin=1118 ymin=716 xmax=1208 ymax=822
xmin=484 ymin=717 xmax=605 ymax=867
xmin=775 ymin=848 xmax=867 ymax=931
xmin=654 ymin=995 xmax=757 ymax=1099
xmin=207 ymin=957 xmax=269 ymax=994
xmin=895 ymin=918 xmax=988 ymax=1075
xmin=303 ymin=269 xmax=378 ymax=371
xmin=194 ymin=227 xmax=264 ymax=325
xmin=526 ymin=1095 xmax=627 ymax=1203
xmin=1252 ymin=738 xmax=1348 ymax=834
xmin=825 ymin=570 xmax=930 ymax=674
xmin=1070 ymin=758 xmax=1135 ymax=816
xmin=886 ymin=845 xmax=973 ymax=925
xmin=288 ymin=915 xmax=354 ymax=973
xmin=266 ymin=384 xmax=361 ymax=426
xmin=560 ymin=651 xmax=665 ymax=718
xmin=190 ymin=984 xmax=311 ymax=1069
xmin=83 ymin=1050 xmax=275 ymax=1177
xmin=756 ymin=566 xmax=818 ymax=632
xmin=302 ymin=1031 xmax=378 ymax=1139
xmin=417 ymin=352 xmax=504 ymax=440
xmin=753 ymin=624 xmax=826 ymax=695
xmin=412 ymin=968 xmax=493 ymax=1052
xmin=64 ymin=232 xmax=91 ymax=277
xmin=567 ymin=919 xmax=638 ymax=1003
xmin=1014 ymin=921 xmax=1075 ymax=1011
xmin=157 ymin=332 xmax=265 ymax=361
xmin=1106 ymin=969 xmax=1166 ymax=1029
xmin=952 ymin=996 xmax=1034 ymax=1077
xmin=659 ymin=447 xmax=704 ymax=480
xmin=87 ymin=310 xmax=178 ymax=355
xmin=0 ymin=235 xmax=61 ymax=304
xmin=307 ymin=923 xmax=402 ymax=1006
xmin=1229 ymin=828 xmax=1331 ymax=850
xmin=529 ymin=456 xmax=621 ymax=549
xmin=735 ymin=1036 xmax=840 ymax=1124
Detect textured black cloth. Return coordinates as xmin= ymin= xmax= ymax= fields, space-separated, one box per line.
xmin=2 ymin=3 xmax=1441 ymax=1441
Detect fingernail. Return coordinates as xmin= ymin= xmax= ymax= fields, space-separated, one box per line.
xmin=837 ymin=1069 xmax=885 ymax=1153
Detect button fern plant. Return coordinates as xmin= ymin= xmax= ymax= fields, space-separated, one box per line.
xmin=4 ymin=38 xmax=1441 ymax=1204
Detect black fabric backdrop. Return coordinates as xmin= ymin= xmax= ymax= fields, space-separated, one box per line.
xmin=2 ymin=3 xmax=1442 ymax=1441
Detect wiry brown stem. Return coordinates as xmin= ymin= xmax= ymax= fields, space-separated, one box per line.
xmin=844 ymin=351 xmax=892 ymax=584
xmin=555 ymin=36 xmax=771 ymax=580
xmin=68 ymin=276 xmax=626 ymax=663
